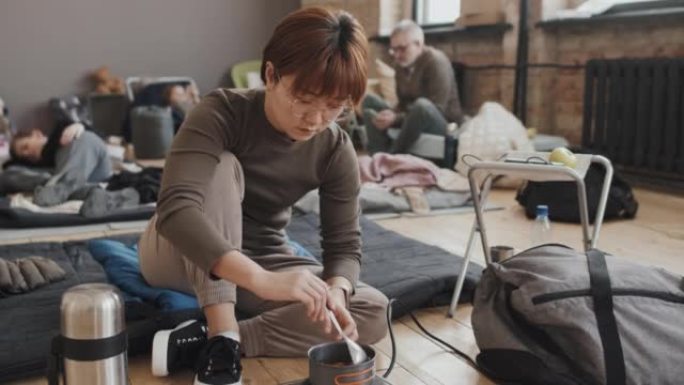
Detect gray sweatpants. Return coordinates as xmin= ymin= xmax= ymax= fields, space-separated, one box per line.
xmin=138 ymin=153 xmax=389 ymax=357
xmin=362 ymin=93 xmax=448 ymax=155
xmin=33 ymin=130 xmax=114 ymax=207
xmin=51 ymin=130 xmax=112 ymax=186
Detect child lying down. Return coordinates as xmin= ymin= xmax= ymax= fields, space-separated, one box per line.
xmin=9 ymin=122 xmax=139 ymax=217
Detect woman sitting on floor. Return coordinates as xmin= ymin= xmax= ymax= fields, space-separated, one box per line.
xmin=138 ymin=7 xmax=388 ymax=385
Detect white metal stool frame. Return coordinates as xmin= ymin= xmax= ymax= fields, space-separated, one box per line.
xmin=447 ymin=152 xmax=613 ymax=317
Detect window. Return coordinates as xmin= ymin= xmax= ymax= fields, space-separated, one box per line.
xmin=549 ymin=0 xmax=673 ymax=19
xmin=415 ymin=0 xmax=461 ymax=26
xmin=577 ymin=0 xmax=662 ymax=15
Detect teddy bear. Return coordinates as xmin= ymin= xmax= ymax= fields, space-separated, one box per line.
xmin=90 ymin=66 xmax=126 ymax=94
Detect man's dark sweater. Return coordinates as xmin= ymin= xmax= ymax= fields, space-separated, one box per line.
xmin=394 ymin=46 xmax=464 ymax=124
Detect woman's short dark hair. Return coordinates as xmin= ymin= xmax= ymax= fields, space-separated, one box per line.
xmin=261 ymin=7 xmax=368 ymax=104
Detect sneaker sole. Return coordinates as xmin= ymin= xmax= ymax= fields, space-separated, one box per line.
xmin=194 ymin=376 xmax=242 ymax=385
xmin=151 ymin=329 xmax=172 ymax=377
xmin=151 ymin=320 xmax=197 ymax=377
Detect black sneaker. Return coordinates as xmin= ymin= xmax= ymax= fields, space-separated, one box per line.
xmin=194 ymin=335 xmax=242 ymax=385
xmin=151 ymin=320 xmax=208 ymax=377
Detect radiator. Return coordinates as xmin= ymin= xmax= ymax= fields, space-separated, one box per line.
xmin=582 ymin=58 xmax=684 ymax=181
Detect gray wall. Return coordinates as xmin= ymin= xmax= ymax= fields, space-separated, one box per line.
xmin=0 ymin=0 xmax=300 ymax=130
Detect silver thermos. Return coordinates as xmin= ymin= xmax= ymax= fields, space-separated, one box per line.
xmin=48 ymin=283 xmax=128 ymax=385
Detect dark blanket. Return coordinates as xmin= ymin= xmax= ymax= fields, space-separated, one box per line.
xmin=0 ymin=238 xmax=108 ymax=381
xmin=0 ymin=166 xmax=51 ymax=195
xmin=0 ymin=213 xmax=482 ymax=382
xmin=288 ymin=213 xmax=482 ymax=315
xmin=0 ymin=197 xmax=156 ymax=228
xmin=106 ymin=167 xmax=163 ymax=204
xmin=0 ymin=166 xmax=161 ymax=228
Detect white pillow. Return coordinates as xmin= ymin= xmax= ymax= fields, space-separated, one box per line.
xmin=455 ymin=102 xmax=534 ymax=187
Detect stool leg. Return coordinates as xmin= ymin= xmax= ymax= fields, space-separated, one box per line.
xmin=447 ymin=174 xmax=493 ymax=317
xmin=448 ymin=219 xmax=478 ymax=317
xmin=590 ymin=156 xmax=614 ymax=248
xmin=473 ymin=174 xmax=493 ymax=264
xmin=576 ymin=178 xmax=591 ymax=251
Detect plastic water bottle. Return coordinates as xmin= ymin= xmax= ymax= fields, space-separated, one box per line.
xmin=531 ymin=205 xmax=552 ymax=246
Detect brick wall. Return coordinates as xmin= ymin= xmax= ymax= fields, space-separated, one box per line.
xmin=420 ymin=34 xmax=506 ymax=112
xmin=301 ymin=0 xmax=412 ymax=38
xmin=302 ymin=0 xmax=684 ymax=145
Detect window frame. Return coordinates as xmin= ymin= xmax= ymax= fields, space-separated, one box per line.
xmin=413 ymin=0 xmax=461 ymax=29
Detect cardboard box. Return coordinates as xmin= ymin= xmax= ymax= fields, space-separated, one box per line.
xmin=457 ymin=0 xmax=505 ymax=27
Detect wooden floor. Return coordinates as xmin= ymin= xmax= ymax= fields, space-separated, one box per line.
xmin=8 ymin=188 xmax=684 ymax=385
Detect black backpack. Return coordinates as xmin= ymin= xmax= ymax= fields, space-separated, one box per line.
xmin=516 ymin=164 xmax=638 ymax=223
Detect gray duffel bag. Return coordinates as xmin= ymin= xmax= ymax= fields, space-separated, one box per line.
xmin=130 ymin=105 xmax=174 ymax=159
xmin=472 ymin=244 xmax=684 ymax=385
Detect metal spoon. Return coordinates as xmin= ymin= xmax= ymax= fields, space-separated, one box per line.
xmin=328 ymin=309 xmax=367 ymax=365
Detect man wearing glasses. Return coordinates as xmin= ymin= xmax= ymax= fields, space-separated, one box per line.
xmin=363 ymin=19 xmax=465 ymax=155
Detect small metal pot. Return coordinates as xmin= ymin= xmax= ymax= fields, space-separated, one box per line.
xmin=490 ymin=245 xmax=515 ymax=263
xmin=308 ymin=342 xmax=376 ymax=385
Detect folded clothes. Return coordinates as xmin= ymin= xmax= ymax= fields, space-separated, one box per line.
xmin=0 ymin=256 xmax=66 ymax=295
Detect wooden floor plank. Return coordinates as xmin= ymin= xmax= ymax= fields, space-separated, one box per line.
xmin=374 ymin=321 xmax=492 ymax=385
xmin=444 ymin=303 xmax=474 ymax=328
xmin=374 ymin=347 xmax=428 ymax=385
xmin=128 ymin=355 xmax=280 ymax=385
xmin=0 ymin=237 xmax=31 ymax=246
xmin=128 ymin=354 xmax=194 ymax=384
xmin=242 ymin=359 xmax=280 ymax=385
xmin=257 ymin=357 xmax=308 ymax=384
xmin=399 ymin=307 xmax=481 ymax=360
xmin=28 ymin=231 xmax=108 ymax=243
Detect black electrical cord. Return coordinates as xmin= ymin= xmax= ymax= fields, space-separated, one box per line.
xmin=406 ymin=311 xmax=483 ymax=373
xmin=461 ymin=153 xmax=552 ymax=167
xmin=382 ymin=298 xmax=397 ymax=379
xmin=380 ymin=298 xmax=495 ymax=382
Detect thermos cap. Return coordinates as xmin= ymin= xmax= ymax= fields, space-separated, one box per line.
xmin=60 ymin=283 xmax=125 ymax=340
